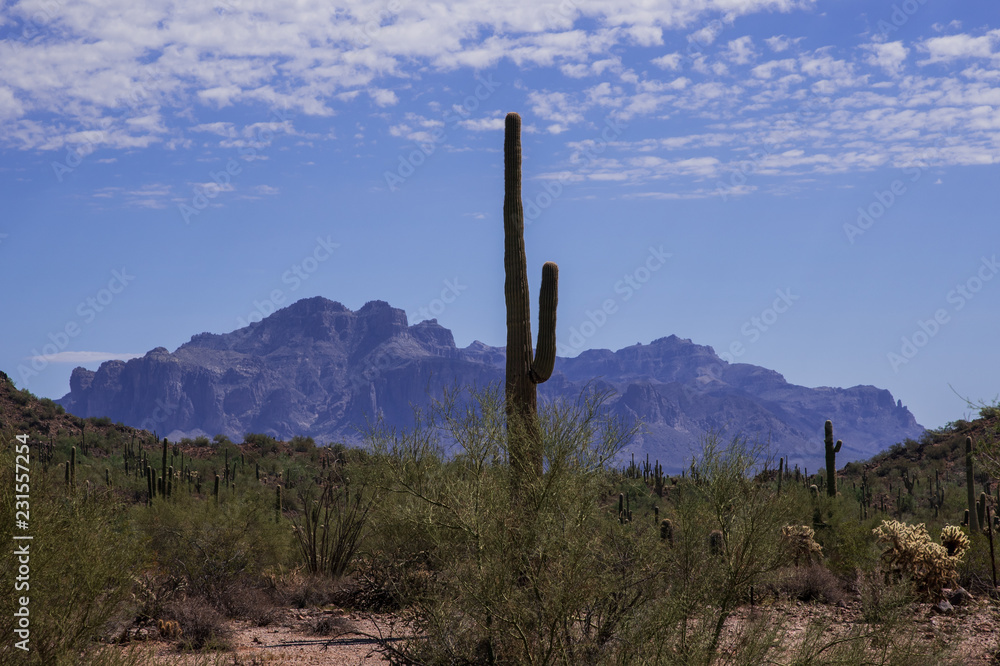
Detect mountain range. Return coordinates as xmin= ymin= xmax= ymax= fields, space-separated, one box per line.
xmin=57 ymin=296 xmax=924 ymax=473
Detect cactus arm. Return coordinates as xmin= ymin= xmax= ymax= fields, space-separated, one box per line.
xmin=834 ymin=439 xmax=842 ymax=454
xmin=529 ymin=262 xmax=558 ymax=383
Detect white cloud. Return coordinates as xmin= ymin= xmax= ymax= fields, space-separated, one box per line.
xmin=865 ymin=41 xmax=908 ymax=76
xmin=29 ymin=351 xmax=142 ymax=363
xmin=752 ymin=58 xmax=796 ymax=79
xmin=369 ymin=88 xmax=399 ymax=107
xmin=725 ymin=36 xmax=756 ymax=65
xmin=651 ymin=52 xmax=682 ymax=70
xmin=919 ymin=30 xmax=1000 ymax=64
xmin=764 ymin=35 xmax=800 ymax=53
xmin=458 ymin=117 xmax=505 ymax=131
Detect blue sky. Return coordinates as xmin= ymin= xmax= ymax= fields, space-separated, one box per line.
xmin=1 ymin=0 xmax=998 ymax=433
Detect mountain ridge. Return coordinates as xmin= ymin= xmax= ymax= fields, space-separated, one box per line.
xmin=57 ymin=296 xmax=924 ymax=472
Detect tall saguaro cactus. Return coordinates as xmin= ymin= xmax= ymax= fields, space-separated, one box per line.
xmin=503 ymin=112 xmax=558 ymax=488
xmin=824 ymin=420 xmax=841 ymax=498
xmin=967 ymin=436 xmax=980 ymax=532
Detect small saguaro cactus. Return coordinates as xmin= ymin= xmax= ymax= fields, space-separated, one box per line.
xmin=161 ymin=438 xmax=169 ymax=497
xmin=214 ymin=474 xmax=220 ymax=504
xmin=275 ymin=484 xmax=282 ymax=524
xmin=967 ymin=436 xmax=980 ymax=532
xmin=503 ymin=112 xmax=559 ymax=494
xmin=660 ymin=518 xmax=674 ymax=545
xmin=709 ymin=530 xmax=724 ymax=556
xmin=777 ymin=457 xmax=784 ymax=495
xmin=824 ymin=420 xmax=842 ymax=497
xmin=978 ymin=491 xmax=988 ymax=533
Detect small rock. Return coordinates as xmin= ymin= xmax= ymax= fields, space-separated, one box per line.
xmin=947 ymin=586 xmax=973 ymax=606
xmin=931 ymin=599 xmax=954 ymax=615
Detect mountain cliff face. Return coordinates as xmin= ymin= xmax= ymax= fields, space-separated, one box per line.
xmin=58 ymin=296 xmax=923 ymax=472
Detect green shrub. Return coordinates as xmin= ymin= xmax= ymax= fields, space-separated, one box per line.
xmin=0 ymin=444 xmax=143 ymax=665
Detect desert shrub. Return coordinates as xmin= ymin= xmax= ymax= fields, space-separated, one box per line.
xmin=765 ymin=564 xmax=846 ymax=604
xmin=290 ymin=435 xmax=316 ymax=453
xmin=0 ymin=442 xmax=144 ymax=665
xmin=873 ymin=520 xmax=969 ymax=599
xmin=956 ymin=532 xmax=996 ymax=594
xmin=136 ymin=490 xmax=290 ymax=619
xmin=367 ymin=383 xmax=651 ymax=664
xmin=164 ymin=597 xmax=231 ymax=650
xmin=289 ymin=473 xmax=373 ymax=578
xmin=856 ymin=568 xmax=916 ymax=624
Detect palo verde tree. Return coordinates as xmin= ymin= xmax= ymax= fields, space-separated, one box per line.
xmin=503 ymin=112 xmax=558 ymax=493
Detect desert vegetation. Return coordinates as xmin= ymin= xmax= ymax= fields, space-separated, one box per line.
xmin=2 ymin=371 xmax=1000 ymax=664
xmin=3 ymin=116 xmax=1000 ymax=665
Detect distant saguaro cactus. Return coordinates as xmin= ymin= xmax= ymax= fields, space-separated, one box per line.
xmin=161 ymin=438 xmax=168 ymax=498
xmin=275 ymin=484 xmax=282 ymax=523
xmin=503 ymin=112 xmax=558 ymax=494
xmin=967 ymin=436 xmax=980 ymax=532
xmin=709 ymin=530 xmax=724 ymax=557
xmin=824 ymin=420 xmax=842 ymax=497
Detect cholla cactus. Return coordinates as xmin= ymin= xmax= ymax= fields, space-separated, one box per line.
xmin=781 ymin=524 xmax=823 ymax=566
xmin=873 ymin=520 xmax=969 ymax=598
xmin=940 ymin=524 xmax=971 ymax=557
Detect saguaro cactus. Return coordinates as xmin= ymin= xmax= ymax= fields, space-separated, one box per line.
xmin=503 ymin=112 xmax=558 ymax=489
xmin=275 ymin=484 xmax=282 ymax=524
xmin=967 ymin=436 xmax=980 ymax=532
xmin=824 ymin=420 xmax=842 ymax=498
xmin=161 ymin=438 xmax=168 ymax=498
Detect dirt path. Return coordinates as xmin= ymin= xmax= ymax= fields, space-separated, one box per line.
xmin=139 ymin=609 xmax=407 ymax=665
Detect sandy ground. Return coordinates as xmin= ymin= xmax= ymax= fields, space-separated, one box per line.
xmin=135 ymin=608 xmax=405 ymax=665
xmin=122 ymin=595 xmax=1000 ymax=665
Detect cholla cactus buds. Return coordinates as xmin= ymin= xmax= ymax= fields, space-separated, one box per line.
xmin=940 ymin=524 xmax=971 ymax=557
xmin=782 ymin=524 xmax=824 ymax=566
